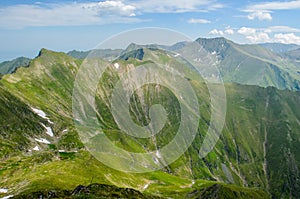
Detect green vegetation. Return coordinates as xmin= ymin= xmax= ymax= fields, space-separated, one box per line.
xmin=195 ymin=37 xmax=300 ymax=91
xmin=0 ymin=85 xmax=44 ymax=158
xmin=0 ymin=44 xmax=299 ymax=198
xmin=14 ymin=183 xmax=162 ymax=199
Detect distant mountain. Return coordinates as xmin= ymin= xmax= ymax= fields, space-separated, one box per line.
xmin=0 ymin=57 xmax=31 ymax=74
xmin=285 ymin=48 xmax=300 ymax=61
xmin=120 ymin=38 xmax=300 ymax=91
xmin=1 ymin=47 xmax=300 ymax=198
xmin=259 ymin=43 xmax=300 ymax=53
xmin=193 ymin=37 xmax=300 ymax=91
xmin=124 ymin=41 xmax=188 ymax=52
xmin=67 ymin=49 xmax=122 ymax=60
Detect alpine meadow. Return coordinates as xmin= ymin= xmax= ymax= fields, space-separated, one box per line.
xmin=1 ymin=1 xmax=300 ymax=199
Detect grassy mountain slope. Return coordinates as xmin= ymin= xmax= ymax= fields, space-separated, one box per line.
xmin=13 ymin=183 xmax=163 ymax=199
xmin=0 ymin=85 xmax=45 ymax=158
xmin=0 ymin=47 xmax=299 ymax=198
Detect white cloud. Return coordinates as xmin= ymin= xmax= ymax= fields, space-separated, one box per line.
xmin=245 ymin=0 xmax=300 ymax=21
xmin=246 ymin=32 xmax=270 ymax=43
xmin=274 ymin=33 xmax=300 ymax=44
xmin=247 ymin=11 xmax=272 ymax=21
xmin=209 ymin=29 xmax=224 ymax=36
xmin=95 ymin=1 xmax=136 ymax=16
xmin=224 ymin=28 xmax=234 ymax=35
xmin=209 ymin=27 xmax=234 ymax=36
xmin=0 ymin=1 xmax=139 ymax=28
xmin=188 ymin=18 xmax=211 ymax=24
xmin=133 ymin=0 xmax=224 ymax=13
xmin=248 ymin=0 xmax=300 ymax=10
xmin=209 ymin=26 xmax=300 ymax=45
xmin=264 ymin=26 xmax=300 ymax=33
xmin=237 ymin=27 xmax=256 ymax=35
xmin=237 ymin=27 xmax=270 ymax=43
xmin=237 ymin=26 xmax=300 ymax=44
xmin=0 ymin=0 xmax=224 ymax=28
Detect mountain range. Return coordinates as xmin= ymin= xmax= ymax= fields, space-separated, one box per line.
xmin=0 ymin=38 xmax=299 ymax=199
xmin=2 ymin=38 xmax=300 ymax=92
xmin=259 ymin=43 xmax=300 ymax=53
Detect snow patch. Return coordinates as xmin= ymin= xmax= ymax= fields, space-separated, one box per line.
xmin=41 ymin=123 xmax=54 ymax=137
xmin=62 ymin=129 xmax=68 ymax=133
xmin=31 ymin=107 xmax=54 ymax=124
xmin=35 ymin=138 xmax=50 ymax=144
xmin=31 ymin=107 xmax=48 ymax=119
xmin=174 ymin=53 xmax=180 ymax=57
xmin=211 ymin=51 xmax=217 ymax=55
xmin=0 ymin=195 xmax=13 ymax=199
xmin=156 ymin=150 xmax=162 ymax=158
xmin=143 ymin=183 xmax=150 ymax=190
xmin=0 ymin=189 xmax=8 ymax=193
xmin=193 ymin=58 xmax=201 ymax=62
xmin=47 ymin=120 xmax=54 ymax=124
xmin=33 ymin=146 xmax=39 ymax=151
xmin=114 ymin=63 xmax=120 ymax=69
xmin=153 ymin=157 xmax=159 ymax=165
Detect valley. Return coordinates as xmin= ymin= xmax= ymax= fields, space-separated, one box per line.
xmin=0 ymin=39 xmax=299 ymax=198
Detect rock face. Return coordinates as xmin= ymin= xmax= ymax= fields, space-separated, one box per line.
xmin=120 ymin=48 xmax=145 ymax=60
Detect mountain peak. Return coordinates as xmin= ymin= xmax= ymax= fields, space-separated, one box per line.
xmin=196 ymin=37 xmax=230 ymax=43
xmin=119 ymin=48 xmax=144 ymax=61
xmin=37 ymin=48 xmax=52 ymax=57
xmin=195 ymin=37 xmax=235 ymax=49
xmin=195 ymin=37 xmax=232 ymax=57
xmin=37 ymin=48 xmax=68 ymax=58
xmin=124 ymin=43 xmax=147 ymax=53
xmin=35 ymin=48 xmax=75 ymax=62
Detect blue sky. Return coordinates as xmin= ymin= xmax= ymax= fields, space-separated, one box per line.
xmin=0 ymin=0 xmax=300 ymax=61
